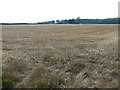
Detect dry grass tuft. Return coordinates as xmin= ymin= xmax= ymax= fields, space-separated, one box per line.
xmin=49 ymin=56 xmax=65 ymax=65
xmin=3 ymin=60 xmax=28 ymax=74
xmin=27 ymin=66 xmax=59 ymax=88
xmin=42 ymin=52 xmax=66 ymax=65
xmin=66 ymin=60 xmax=85 ymax=75
xmin=4 ymin=60 xmax=27 ymax=73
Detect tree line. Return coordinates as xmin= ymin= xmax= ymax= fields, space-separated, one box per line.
xmin=38 ymin=17 xmax=119 ymax=24
xmin=1 ymin=17 xmax=119 ymax=25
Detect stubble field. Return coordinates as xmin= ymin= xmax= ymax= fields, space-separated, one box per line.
xmin=2 ymin=24 xmax=118 ymax=88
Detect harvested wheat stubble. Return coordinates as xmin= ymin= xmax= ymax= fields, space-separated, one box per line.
xmin=2 ymin=24 xmax=118 ymax=88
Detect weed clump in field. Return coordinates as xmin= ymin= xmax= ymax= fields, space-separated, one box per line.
xmin=2 ymin=72 xmax=20 ymax=88
xmin=26 ymin=66 xmax=59 ymax=88
xmin=2 ymin=72 xmax=12 ymax=88
xmin=2 ymin=60 xmax=28 ymax=88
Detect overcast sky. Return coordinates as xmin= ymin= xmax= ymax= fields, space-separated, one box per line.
xmin=0 ymin=0 xmax=119 ymax=23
